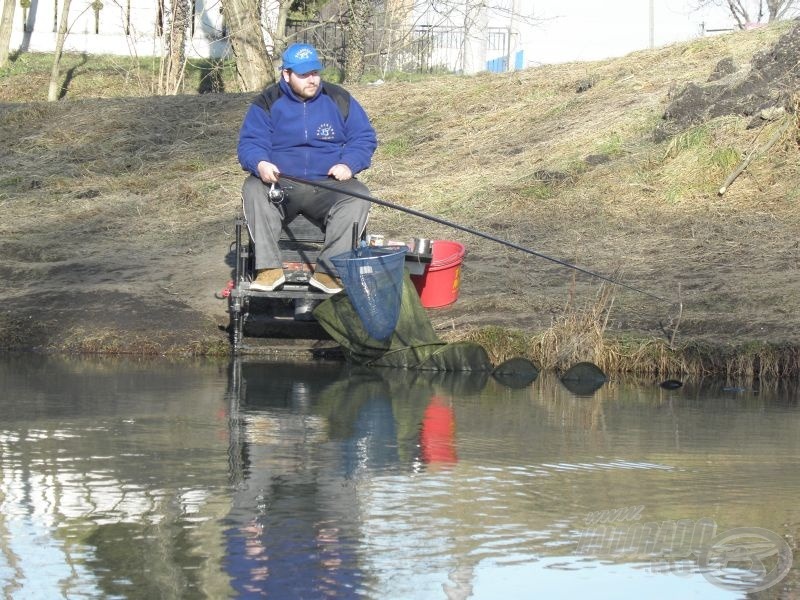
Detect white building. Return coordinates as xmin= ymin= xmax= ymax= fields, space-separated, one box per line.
xmin=4 ymin=0 xmax=765 ymax=71
xmin=8 ymin=0 xmax=228 ymax=58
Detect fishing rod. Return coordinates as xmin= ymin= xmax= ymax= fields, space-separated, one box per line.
xmin=278 ymin=174 xmax=670 ymax=303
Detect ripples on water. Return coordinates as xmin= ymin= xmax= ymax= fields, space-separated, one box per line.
xmin=0 ymin=354 xmax=798 ymax=598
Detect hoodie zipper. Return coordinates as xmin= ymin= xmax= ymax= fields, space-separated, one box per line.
xmin=303 ymin=102 xmax=309 ymax=178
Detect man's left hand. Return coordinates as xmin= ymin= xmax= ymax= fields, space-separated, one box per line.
xmin=328 ymin=164 xmax=352 ymax=181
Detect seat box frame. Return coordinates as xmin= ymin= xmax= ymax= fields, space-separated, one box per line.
xmin=228 ymin=214 xmax=332 ymax=352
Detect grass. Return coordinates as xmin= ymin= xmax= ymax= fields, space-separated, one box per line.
xmin=379 ymin=136 xmax=412 ymax=158
xmin=3 ymin=22 xmax=800 ymax=381
xmin=0 ymin=51 xmax=239 ymax=101
xmin=462 ymin=311 xmax=800 ymax=381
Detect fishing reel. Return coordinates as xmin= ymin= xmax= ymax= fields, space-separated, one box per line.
xmin=268 ymin=182 xmax=287 ymax=205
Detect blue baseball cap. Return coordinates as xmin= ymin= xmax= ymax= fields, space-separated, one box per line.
xmin=281 ymin=43 xmax=323 ymax=74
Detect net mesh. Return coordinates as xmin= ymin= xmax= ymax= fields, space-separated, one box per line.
xmin=331 ymin=245 xmax=408 ymax=340
xmin=313 ymin=270 xmax=492 ymax=370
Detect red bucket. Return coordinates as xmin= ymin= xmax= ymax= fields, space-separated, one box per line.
xmin=410 ymin=240 xmax=465 ymax=308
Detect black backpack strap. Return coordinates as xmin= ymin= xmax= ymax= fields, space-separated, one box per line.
xmin=252 ymin=81 xmax=351 ymax=121
xmin=320 ymin=81 xmax=351 ymax=121
xmin=252 ymin=83 xmax=283 ymax=113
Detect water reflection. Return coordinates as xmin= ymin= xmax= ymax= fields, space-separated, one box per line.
xmin=0 ymin=354 xmax=234 ymax=599
xmin=224 ymin=359 xmax=489 ymax=597
xmin=0 ymin=354 xmax=799 ymax=598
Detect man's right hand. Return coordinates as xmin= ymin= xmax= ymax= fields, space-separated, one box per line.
xmin=257 ymin=161 xmax=280 ymax=184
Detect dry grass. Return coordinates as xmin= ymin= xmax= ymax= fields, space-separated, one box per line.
xmin=460 ymin=280 xmax=688 ymax=378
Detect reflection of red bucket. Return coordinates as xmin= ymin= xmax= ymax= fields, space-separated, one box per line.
xmin=410 ymin=240 xmax=465 ymax=308
xmin=420 ymin=396 xmax=457 ymax=464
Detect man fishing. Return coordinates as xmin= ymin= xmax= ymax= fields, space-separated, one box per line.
xmin=237 ymin=42 xmax=378 ymax=294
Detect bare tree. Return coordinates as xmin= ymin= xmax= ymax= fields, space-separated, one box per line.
xmin=343 ymin=0 xmax=371 ymax=82
xmin=47 ymin=0 xmax=73 ymax=101
xmin=694 ymin=0 xmax=800 ymax=28
xmin=224 ymin=0 xmax=281 ymax=91
xmin=376 ymin=0 xmax=414 ymax=73
xmin=288 ymin=0 xmax=537 ymax=77
xmin=158 ymin=0 xmax=191 ymax=94
xmin=332 ymin=0 xmax=465 ymax=77
xmin=0 ymin=0 xmax=16 ymax=68
xmin=373 ymin=0 xmax=538 ymax=73
xmin=269 ymin=0 xmax=293 ymax=71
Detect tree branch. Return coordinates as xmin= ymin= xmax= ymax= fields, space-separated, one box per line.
xmin=718 ymin=115 xmax=792 ymax=195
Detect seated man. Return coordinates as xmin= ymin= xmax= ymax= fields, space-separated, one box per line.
xmin=237 ymin=43 xmax=378 ymax=294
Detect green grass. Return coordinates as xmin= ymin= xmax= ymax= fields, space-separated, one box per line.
xmin=0 ymin=51 xmax=456 ymax=99
xmin=711 ymin=147 xmax=741 ymax=171
xmin=0 ymin=51 xmax=240 ymax=98
xmin=380 ymin=136 xmax=411 ymax=158
xmin=594 ymin=133 xmax=626 ymax=158
xmin=519 ymin=182 xmax=555 ymax=200
xmin=663 ymin=125 xmax=711 ymax=159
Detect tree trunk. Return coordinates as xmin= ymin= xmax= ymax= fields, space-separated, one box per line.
xmin=381 ymin=0 xmax=414 ymax=75
xmin=47 ymin=0 xmax=72 ymax=101
xmin=272 ymin=0 xmax=290 ymax=72
xmin=224 ymin=0 xmax=273 ymax=91
xmin=0 ymin=0 xmax=17 ymax=68
xmin=766 ymin=0 xmax=796 ymax=20
xmin=343 ymin=0 xmax=370 ymax=84
xmin=719 ymin=0 xmax=799 ymax=27
xmin=159 ymin=0 xmax=190 ymax=95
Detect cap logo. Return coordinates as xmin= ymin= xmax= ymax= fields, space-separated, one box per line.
xmin=295 ymin=48 xmax=314 ymax=60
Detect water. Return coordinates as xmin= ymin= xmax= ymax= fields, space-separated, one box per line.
xmin=0 ymin=354 xmax=798 ymax=599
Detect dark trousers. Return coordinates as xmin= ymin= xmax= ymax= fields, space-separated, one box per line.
xmin=241 ymin=175 xmax=371 ymax=275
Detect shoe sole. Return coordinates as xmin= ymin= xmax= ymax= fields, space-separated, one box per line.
xmin=250 ymin=275 xmax=285 ymax=292
xmin=309 ymin=277 xmax=343 ymax=294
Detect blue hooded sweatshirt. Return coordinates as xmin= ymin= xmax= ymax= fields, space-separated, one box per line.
xmin=237 ymin=78 xmax=377 ymax=181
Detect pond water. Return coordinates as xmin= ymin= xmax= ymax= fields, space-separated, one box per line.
xmin=0 ymin=354 xmax=798 ymax=599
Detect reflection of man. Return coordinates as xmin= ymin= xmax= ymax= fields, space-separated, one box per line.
xmin=226 ymin=368 xmax=368 ymax=597
xmin=237 ymin=42 xmax=378 ymax=294
xmin=224 ymin=362 xmax=473 ymax=596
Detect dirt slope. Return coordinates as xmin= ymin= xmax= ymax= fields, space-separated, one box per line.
xmin=1 ymin=21 xmax=799 ymax=357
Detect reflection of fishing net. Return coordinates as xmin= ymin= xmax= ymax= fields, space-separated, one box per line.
xmin=331 ymin=245 xmax=408 ymax=340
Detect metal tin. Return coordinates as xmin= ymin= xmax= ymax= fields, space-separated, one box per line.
xmin=413 ymin=237 xmax=432 ymax=255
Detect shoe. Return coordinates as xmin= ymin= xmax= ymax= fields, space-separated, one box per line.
xmin=250 ymin=268 xmax=285 ymax=291
xmin=309 ymin=272 xmax=343 ymax=294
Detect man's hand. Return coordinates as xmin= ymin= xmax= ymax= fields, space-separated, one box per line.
xmin=328 ymin=164 xmax=352 ymax=181
xmin=257 ymin=161 xmax=280 ymax=184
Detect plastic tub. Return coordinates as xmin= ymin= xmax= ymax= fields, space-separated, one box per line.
xmin=410 ymin=240 xmax=466 ymax=308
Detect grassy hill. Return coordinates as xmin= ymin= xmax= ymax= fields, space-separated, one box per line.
xmin=2 ymin=21 xmax=799 ymax=379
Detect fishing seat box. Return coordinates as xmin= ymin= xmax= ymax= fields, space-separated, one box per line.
xmin=228 ymin=213 xmax=432 ymax=352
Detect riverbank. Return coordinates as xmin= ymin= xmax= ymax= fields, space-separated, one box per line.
xmin=2 ymin=22 xmax=799 ymax=380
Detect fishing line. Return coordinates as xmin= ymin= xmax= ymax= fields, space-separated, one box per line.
xmin=278 ymin=174 xmax=671 ymax=304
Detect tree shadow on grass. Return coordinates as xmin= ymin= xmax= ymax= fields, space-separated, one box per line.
xmin=58 ymin=52 xmax=89 ymax=100
xmin=197 ymin=59 xmax=225 ymax=94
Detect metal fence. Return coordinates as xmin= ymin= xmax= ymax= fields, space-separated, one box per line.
xmin=285 ymin=19 xmax=477 ymax=74
xmin=284 ymin=19 xmax=382 ymax=73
